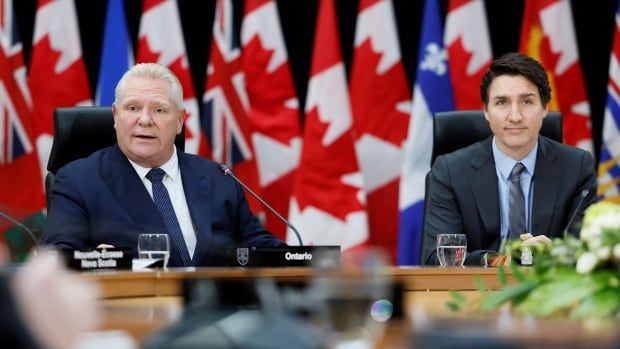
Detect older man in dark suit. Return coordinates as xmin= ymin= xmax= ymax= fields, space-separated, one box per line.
xmin=43 ymin=63 xmax=285 ymax=267
xmin=422 ymin=53 xmax=596 ymax=266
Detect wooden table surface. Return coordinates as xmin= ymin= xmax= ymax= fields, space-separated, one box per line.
xmin=82 ymin=267 xmax=619 ymax=347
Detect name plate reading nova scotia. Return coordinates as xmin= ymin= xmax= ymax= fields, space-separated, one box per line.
xmin=227 ymin=246 xmax=341 ymax=267
xmin=65 ymin=248 xmax=132 ymax=270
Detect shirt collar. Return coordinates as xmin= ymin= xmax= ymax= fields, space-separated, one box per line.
xmin=492 ymin=136 xmax=538 ymax=180
xmin=128 ymin=147 xmax=179 ymax=181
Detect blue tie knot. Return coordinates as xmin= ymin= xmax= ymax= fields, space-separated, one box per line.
xmin=147 ymin=168 xmax=166 ymax=183
xmin=510 ymin=162 xmax=525 ymax=182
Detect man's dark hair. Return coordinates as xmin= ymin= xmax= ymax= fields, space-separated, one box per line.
xmin=480 ymin=52 xmax=551 ymax=107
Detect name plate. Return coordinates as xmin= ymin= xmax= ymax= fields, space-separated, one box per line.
xmin=63 ymin=248 xmax=132 ymax=270
xmin=227 ymin=246 xmax=340 ymax=267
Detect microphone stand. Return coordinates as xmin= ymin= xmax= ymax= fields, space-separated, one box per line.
xmin=218 ymin=164 xmax=304 ymax=246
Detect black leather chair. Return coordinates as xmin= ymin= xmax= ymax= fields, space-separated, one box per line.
xmin=420 ymin=110 xmax=562 ymax=264
xmin=45 ymin=106 xmax=185 ymax=208
xmin=430 ymin=110 xmax=562 ymax=166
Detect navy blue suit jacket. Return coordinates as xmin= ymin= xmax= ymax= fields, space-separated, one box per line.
xmin=42 ymin=145 xmax=285 ymax=267
xmin=422 ymin=136 xmax=597 ymax=265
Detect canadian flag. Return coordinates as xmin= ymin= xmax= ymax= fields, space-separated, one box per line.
xmin=241 ymin=0 xmax=302 ymax=240
xmin=29 ymin=0 xmax=92 ymax=183
xmin=444 ymin=0 xmax=492 ymax=109
xmin=520 ymin=0 xmax=593 ymax=152
xmin=289 ymin=0 xmax=369 ymax=250
xmin=137 ymin=0 xmax=206 ymax=156
xmin=349 ymin=0 xmax=410 ymax=260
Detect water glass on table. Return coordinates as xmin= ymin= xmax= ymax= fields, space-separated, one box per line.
xmin=436 ymin=234 xmax=467 ymax=267
xmin=137 ymin=233 xmax=170 ymax=268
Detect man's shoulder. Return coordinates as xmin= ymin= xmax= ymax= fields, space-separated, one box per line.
xmin=59 ymin=145 xmax=116 ymax=173
xmin=177 ymin=151 xmax=220 ymax=172
xmin=539 ymin=136 xmax=591 ymax=160
xmin=435 ymin=137 xmax=491 ymax=168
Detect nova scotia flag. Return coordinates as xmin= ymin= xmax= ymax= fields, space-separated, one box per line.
xmin=96 ymin=0 xmax=133 ymax=106
xmin=398 ymin=0 xmax=455 ymax=265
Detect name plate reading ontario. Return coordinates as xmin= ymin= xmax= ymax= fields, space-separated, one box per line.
xmin=65 ymin=248 xmax=132 ymax=270
xmin=227 ymin=246 xmax=341 ymax=267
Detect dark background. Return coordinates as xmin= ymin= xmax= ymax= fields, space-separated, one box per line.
xmin=13 ymin=0 xmax=618 ymax=162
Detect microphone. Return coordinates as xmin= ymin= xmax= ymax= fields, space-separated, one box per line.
xmin=218 ymin=164 xmax=304 ymax=246
xmin=563 ymin=188 xmax=590 ymax=237
xmin=0 ymin=210 xmax=39 ymax=252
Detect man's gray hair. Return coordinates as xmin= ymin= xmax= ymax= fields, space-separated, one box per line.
xmin=114 ymin=63 xmax=184 ymax=110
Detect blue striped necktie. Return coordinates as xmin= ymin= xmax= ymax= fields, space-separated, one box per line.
xmin=146 ymin=168 xmax=191 ymax=266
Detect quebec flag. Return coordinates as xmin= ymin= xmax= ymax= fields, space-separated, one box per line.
xmin=398 ymin=0 xmax=455 ymax=265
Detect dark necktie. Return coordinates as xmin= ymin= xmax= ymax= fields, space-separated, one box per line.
xmin=146 ymin=168 xmax=191 ymax=266
xmin=508 ymin=162 xmax=526 ymax=239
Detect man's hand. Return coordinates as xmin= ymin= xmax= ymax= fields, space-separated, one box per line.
xmin=519 ymin=233 xmax=552 ymax=246
xmin=12 ymin=251 xmax=100 ymax=349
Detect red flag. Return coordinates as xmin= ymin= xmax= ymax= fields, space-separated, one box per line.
xmin=445 ymin=0 xmax=492 ymax=109
xmin=203 ymin=0 xmax=261 ymax=212
xmin=349 ymin=0 xmax=410 ymax=260
xmin=520 ymin=0 xmax=593 ymax=151
xmin=289 ymin=0 xmax=369 ymax=250
xmin=241 ymin=0 xmax=302 ymax=240
xmin=0 ymin=0 xmax=45 ymax=232
xmin=29 ymin=0 xmax=92 ymax=183
xmin=137 ymin=0 xmax=207 ymax=156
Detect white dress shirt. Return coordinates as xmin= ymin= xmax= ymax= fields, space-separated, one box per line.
xmin=128 ymin=148 xmax=197 ymax=258
xmin=492 ymin=137 xmax=538 ymax=240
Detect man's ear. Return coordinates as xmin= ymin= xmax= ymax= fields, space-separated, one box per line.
xmin=483 ymin=107 xmax=490 ymax=122
xmin=112 ymin=104 xmax=118 ymax=129
xmin=178 ymin=109 xmax=188 ymax=134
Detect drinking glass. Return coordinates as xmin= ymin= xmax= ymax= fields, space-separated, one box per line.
xmin=137 ymin=233 xmax=170 ymax=268
xmin=436 ymin=234 xmax=467 ymax=267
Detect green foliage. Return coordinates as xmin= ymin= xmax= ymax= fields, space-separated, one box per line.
xmin=469 ymin=202 xmax=620 ymax=320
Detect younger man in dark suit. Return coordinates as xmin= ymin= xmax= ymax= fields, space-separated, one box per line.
xmin=43 ymin=63 xmax=285 ymax=266
xmin=422 ymin=53 xmax=596 ymax=265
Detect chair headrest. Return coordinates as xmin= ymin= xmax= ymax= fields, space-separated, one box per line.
xmin=46 ymin=107 xmax=185 ymax=174
xmin=431 ymin=110 xmax=562 ymax=166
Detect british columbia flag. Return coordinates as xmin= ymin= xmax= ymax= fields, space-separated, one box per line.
xmin=597 ymin=0 xmax=620 ymax=202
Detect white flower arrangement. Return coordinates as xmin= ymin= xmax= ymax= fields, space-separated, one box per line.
xmin=450 ymin=202 xmax=620 ymax=319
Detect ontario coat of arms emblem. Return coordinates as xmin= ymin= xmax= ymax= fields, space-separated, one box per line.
xmin=236 ymin=247 xmax=249 ymax=266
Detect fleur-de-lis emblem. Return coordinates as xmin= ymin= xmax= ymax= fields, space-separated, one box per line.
xmin=420 ymin=43 xmax=447 ymax=76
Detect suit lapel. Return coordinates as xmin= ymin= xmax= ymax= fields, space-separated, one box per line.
xmin=532 ymin=137 xmax=561 ymax=235
xmin=470 ymin=138 xmax=500 ymax=246
xmin=100 ymin=146 xmax=184 ymax=266
xmin=178 ymin=152 xmax=213 ymax=266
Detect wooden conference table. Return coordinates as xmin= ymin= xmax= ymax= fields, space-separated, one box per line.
xmin=80 ymin=267 xmax=619 ymax=347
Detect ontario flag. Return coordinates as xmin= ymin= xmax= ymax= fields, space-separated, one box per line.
xmin=597 ymin=0 xmax=620 ymax=203
xmin=0 ymin=0 xmax=45 ymax=256
xmin=398 ymin=0 xmax=455 ymax=265
xmin=240 ymin=0 xmax=302 ymax=240
xmin=289 ymin=0 xmax=369 ymax=250
xmin=444 ymin=0 xmax=492 ymax=109
xmin=349 ymin=0 xmax=410 ymax=261
xmin=137 ymin=0 xmax=206 ymax=156
xmin=203 ymin=0 xmax=260 ymax=212
xmin=520 ymin=0 xmax=593 ymax=152
xmin=29 ymin=0 xmax=92 ymax=184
